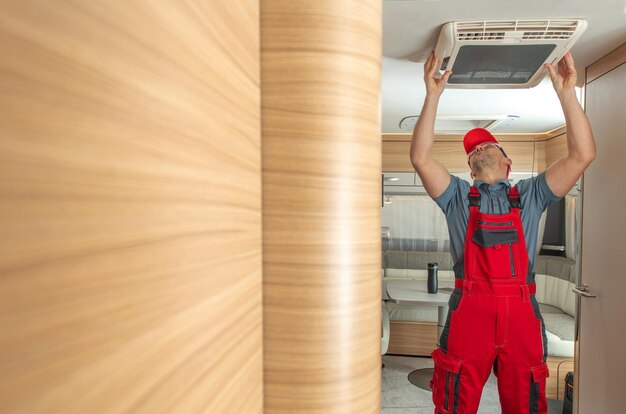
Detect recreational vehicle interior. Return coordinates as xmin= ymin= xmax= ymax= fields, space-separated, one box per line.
xmin=1 ymin=2 xmax=624 ymax=413
xmin=380 ymin=1 xmax=625 ymax=413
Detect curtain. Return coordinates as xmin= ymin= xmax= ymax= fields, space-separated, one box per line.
xmin=381 ymin=195 xmax=449 ymax=251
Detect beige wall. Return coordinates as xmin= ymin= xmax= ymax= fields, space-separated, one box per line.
xmin=0 ymin=2 xmax=262 ymax=413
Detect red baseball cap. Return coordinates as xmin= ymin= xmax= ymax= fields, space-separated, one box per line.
xmin=463 ymin=128 xmax=499 ymax=154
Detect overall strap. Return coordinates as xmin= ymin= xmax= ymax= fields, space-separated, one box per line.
xmin=468 ymin=186 xmax=481 ymax=207
xmin=508 ymin=185 xmax=522 ymax=210
xmin=468 ymin=185 xmax=521 ymax=210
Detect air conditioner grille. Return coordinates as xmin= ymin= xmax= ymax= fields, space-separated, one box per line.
xmin=459 ymin=32 xmax=505 ymax=40
xmin=456 ymin=19 xmax=580 ymax=41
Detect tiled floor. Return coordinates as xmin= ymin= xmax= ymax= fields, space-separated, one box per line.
xmin=381 ymin=354 xmax=564 ymax=413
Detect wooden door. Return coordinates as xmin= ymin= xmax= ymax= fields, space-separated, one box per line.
xmin=577 ymin=46 xmax=626 ymax=413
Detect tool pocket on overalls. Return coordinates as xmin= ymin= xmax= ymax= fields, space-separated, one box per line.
xmin=430 ymin=348 xmax=462 ymax=414
xmin=471 ymin=227 xmax=519 ymax=278
xmin=529 ymin=363 xmax=549 ymax=414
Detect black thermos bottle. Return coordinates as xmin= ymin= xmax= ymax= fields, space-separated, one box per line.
xmin=427 ymin=262 xmax=438 ymax=294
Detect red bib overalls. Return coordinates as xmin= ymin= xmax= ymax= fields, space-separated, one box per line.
xmin=430 ymin=186 xmax=549 ymax=414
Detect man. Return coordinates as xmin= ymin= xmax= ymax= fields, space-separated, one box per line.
xmin=410 ymin=51 xmax=595 ymax=414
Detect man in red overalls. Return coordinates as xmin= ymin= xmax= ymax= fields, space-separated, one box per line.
xmin=409 ymin=52 xmax=596 ymax=413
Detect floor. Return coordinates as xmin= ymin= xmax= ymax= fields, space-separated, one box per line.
xmin=381 ymin=354 xmax=564 ymax=413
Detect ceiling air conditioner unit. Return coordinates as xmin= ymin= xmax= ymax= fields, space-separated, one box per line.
xmin=434 ymin=19 xmax=587 ymax=88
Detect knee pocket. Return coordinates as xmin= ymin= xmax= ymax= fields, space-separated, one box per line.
xmin=530 ymin=363 xmax=550 ymax=414
xmin=430 ymin=348 xmax=462 ymax=413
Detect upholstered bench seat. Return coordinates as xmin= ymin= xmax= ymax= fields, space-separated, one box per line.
xmin=534 ymin=268 xmax=576 ymax=358
xmin=542 ymin=311 xmax=575 ymax=341
xmin=385 ymin=303 xmax=438 ymax=322
xmin=539 ymin=304 xmax=575 ymax=358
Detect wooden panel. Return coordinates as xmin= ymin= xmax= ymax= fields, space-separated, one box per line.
xmin=534 ymin=141 xmax=547 ymax=173
xmin=546 ymin=126 xmax=567 ymax=139
xmin=262 ymin=1 xmax=382 ymax=413
xmin=431 ymin=141 xmax=473 ymax=173
xmin=383 ymin=140 xmax=535 ymax=173
xmin=0 ymin=2 xmax=261 ymax=413
xmin=586 ymin=42 xmax=626 ymax=84
xmin=557 ymin=360 xmax=574 ymax=400
xmin=387 ymin=321 xmax=437 ymax=356
xmin=545 ymin=356 xmax=572 ymax=400
xmin=383 ymin=141 xmax=421 ymax=172
xmin=545 ymin=134 xmax=568 ymax=168
xmin=382 ymin=133 xmax=545 ymax=142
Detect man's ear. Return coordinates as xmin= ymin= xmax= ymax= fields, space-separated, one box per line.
xmin=503 ymin=157 xmax=512 ymax=167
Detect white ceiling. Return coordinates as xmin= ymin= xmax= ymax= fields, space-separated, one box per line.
xmin=382 ymin=0 xmax=626 ymax=134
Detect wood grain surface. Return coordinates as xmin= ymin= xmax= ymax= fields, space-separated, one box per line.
xmin=545 ymin=134 xmax=568 ymax=169
xmin=387 ymin=321 xmax=437 ymax=356
xmin=383 ymin=140 xmax=536 ymax=173
xmin=0 ymin=2 xmax=262 ymax=413
xmin=262 ymin=1 xmax=382 ymax=412
xmin=382 ymin=133 xmax=546 ymax=142
xmin=545 ymin=356 xmax=572 ymax=400
xmin=534 ymin=141 xmax=547 ymax=173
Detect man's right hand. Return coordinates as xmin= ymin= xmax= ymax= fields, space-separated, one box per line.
xmin=424 ymin=51 xmax=452 ymax=96
xmin=409 ymin=51 xmax=453 ymax=199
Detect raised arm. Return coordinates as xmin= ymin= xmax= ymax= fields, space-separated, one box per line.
xmin=544 ymin=52 xmax=596 ymax=197
xmin=410 ymin=51 xmax=453 ymax=198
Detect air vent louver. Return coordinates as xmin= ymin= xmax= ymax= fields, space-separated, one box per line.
xmin=456 ymin=19 xmax=579 ymax=42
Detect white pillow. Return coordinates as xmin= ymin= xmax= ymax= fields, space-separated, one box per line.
xmin=545 ymin=329 xmax=574 ymax=358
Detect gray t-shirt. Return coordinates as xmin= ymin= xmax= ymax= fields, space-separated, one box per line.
xmin=433 ymin=172 xmax=561 ymax=268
